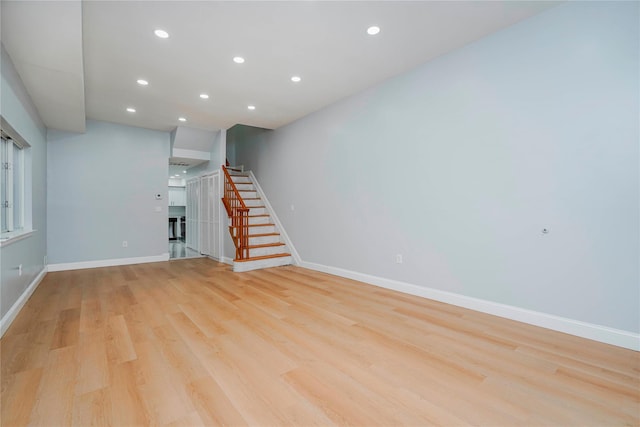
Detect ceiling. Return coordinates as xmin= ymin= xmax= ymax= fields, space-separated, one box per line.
xmin=1 ymin=1 xmax=558 ymax=134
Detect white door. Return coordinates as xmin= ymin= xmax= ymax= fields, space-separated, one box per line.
xmin=186 ymin=178 xmax=199 ymax=251
xmin=211 ymin=172 xmax=220 ymax=259
xmin=198 ymin=172 xmax=220 ymax=258
xmin=199 ymin=175 xmax=211 ymax=256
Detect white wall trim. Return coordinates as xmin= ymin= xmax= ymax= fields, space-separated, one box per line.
xmin=221 ymin=256 xmax=234 ymax=265
xmin=171 ymin=148 xmax=210 ymax=161
xmin=248 ymin=170 xmax=302 ymax=265
xmin=300 ymin=260 xmax=640 ymax=351
xmin=1 ymin=266 xmax=47 ymax=337
xmin=0 ymin=229 xmax=36 ymax=248
xmin=48 ymin=253 xmax=170 ymax=272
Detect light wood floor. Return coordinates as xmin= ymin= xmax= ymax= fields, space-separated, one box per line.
xmin=2 ymin=258 xmax=638 ymax=426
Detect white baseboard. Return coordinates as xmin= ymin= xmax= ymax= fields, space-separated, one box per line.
xmin=206 ymin=255 xmax=232 ymax=265
xmin=300 ymin=261 xmax=640 ymax=351
xmin=1 ymin=266 xmax=47 ymax=337
xmin=248 ymin=171 xmax=302 ymax=266
xmin=48 ymin=253 xmax=170 ymax=272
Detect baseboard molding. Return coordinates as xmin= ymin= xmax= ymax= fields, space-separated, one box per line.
xmin=300 ymin=261 xmax=639 ymax=351
xmin=221 ymin=256 xmax=234 ymax=265
xmin=206 ymin=255 xmax=230 ymax=265
xmin=1 ymin=266 xmax=47 ymax=338
xmin=248 ymin=171 xmax=302 ymax=266
xmin=48 ymin=253 xmax=170 ymax=272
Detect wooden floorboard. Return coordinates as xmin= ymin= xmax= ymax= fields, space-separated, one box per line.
xmin=1 ymin=258 xmax=638 ymax=426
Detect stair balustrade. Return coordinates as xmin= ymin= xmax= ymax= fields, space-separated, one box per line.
xmin=222 ymin=165 xmax=249 ymax=260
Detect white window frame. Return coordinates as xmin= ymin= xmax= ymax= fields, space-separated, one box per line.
xmin=0 ymin=119 xmax=31 ymax=246
xmin=2 ymin=134 xmax=24 ymax=231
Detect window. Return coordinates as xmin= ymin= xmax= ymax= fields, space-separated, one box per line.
xmin=1 ymin=130 xmax=25 ymax=233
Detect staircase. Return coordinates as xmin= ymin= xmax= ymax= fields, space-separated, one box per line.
xmin=222 ymin=166 xmax=292 ymax=272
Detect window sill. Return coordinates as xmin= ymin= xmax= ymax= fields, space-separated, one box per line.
xmin=0 ymin=229 xmax=35 ymax=248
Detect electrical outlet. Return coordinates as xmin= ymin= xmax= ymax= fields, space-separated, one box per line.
xmin=122 ymin=241 xmax=128 ymax=248
xmin=396 ymin=254 xmax=403 ymax=264
xmin=18 ymin=264 xmax=22 ymax=276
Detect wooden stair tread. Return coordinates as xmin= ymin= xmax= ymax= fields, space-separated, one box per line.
xmin=224 ymin=171 xmax=292 ymax=271
xmin=229 ymin=207 xmax=266 ymax=213
xmin=247 ymin=232 xmax=280 ymax=238
xmin=246 ymin=243 xmax=285 ymax=249
xmin=234 ymin=253 xmax=291 ymax=263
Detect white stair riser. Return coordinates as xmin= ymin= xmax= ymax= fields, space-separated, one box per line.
xmin=248 ymin=216 xmax=270 ymax=225
xmin=235 ymin=183 xmax=254 ymax=191
xmin=248 ymin=246 xmax=286 ymax=258
xmin=248 ymin=207 xmax=266 ymax=215
xmin=244 ymin=198 xmax=263 ymax=207
xmin=233 ymin=256 xmax=292 ymax=273
xmin=248 ymin=224 xmax=275 ymax=234
xmin=248 ymin=235 xmax=281 ymax=245
xmin=239 ymin=191 xmax=258 ymax=199
xmin=231 ymin=179 xmax=251 ymax=186
xmin=232 ymin=216 xmax=270 ymax=225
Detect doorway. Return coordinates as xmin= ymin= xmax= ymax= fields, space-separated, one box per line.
xmin=183 ymin=171 xmax=221 ymax=260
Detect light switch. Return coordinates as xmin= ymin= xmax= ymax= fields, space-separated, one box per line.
xmin=155 ymin=206 xmax=162 ymax=212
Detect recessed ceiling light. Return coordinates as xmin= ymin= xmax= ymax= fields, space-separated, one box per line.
xmin=178 ymin=117 xmax=186 ymax=122
xmin=126 ymin=107 xmax=136 ymax=113
xmin=200 ymin=94 xmax=209 ymax=99
xmin=247 ymin=105 xmax=256 ymax=110
xmin=291 ymin=76 xmax=301 ymax=83
xmin=137 ymin=79 xmax=149 ymax=86
xmin=154 ymin=29 xmax=169 ymax=39
xmin=183 ymin=170 xmax=187 ymax=173
xmin=233 ymin=56 xmax=245 ymax=64
xmin=367 ymin=26 xmax=381 ymax=35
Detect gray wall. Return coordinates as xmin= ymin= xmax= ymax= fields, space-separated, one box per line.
xmin=172 ymin=126 xmax=218 ymax=152
xmin=226 ymin=131 xmax=237 ymax=166
xmin=0 ymin=45 xmax=48 ymax=319
xmin=47 ymin=120 xmax=170 ymax=264
xmin=183 ymin=129 xmax=224 ymax=180
xmin=233 ymin=2 xmax=639 ymax=333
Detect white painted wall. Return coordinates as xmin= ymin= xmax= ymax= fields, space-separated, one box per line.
xmin=183 ymin=129 xmax=224 ymax=179
xmin=0 ymin=45 xmax=48 ymax=321
xmin=233 ymin=2 xmax=639 ymax=334
xmin=172 ymin=126 xmax=218 ymax=152
xmin=47 ymin=120 xmax=170 ymax=264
